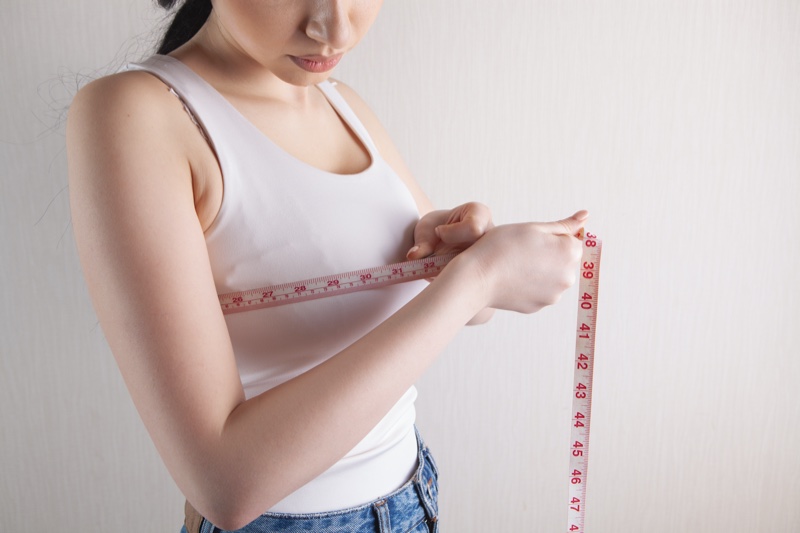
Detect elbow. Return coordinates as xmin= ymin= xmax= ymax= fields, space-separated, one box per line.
xmin=183 ymin=428 xmax=294 ymax=529
xmin=200 ymin=495 xmax=275 ymax=532
xmin=188 ymin=469 xmax=286 ymax=531
xmin=207 ymin=512 xmax=255 ymax=533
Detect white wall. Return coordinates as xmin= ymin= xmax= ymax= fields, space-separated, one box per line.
xmin=3 ymin=1 xmax=798 ymax=531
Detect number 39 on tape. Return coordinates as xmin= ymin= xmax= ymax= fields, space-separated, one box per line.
xmin=567 ymin=232 xmax=602 ymax=532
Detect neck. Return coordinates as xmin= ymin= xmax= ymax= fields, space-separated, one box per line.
xmin=170 ymin=12 xmax=319 ymax=107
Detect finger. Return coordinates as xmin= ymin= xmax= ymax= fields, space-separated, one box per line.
xmin=406 ymin=242 xmax=436 ymax=259
xmin=540 ymin=210 xmax=589 ymax=236
xmin=407 ymin=214 xmax=441 ymax=259
xmin=435 ymin=215 xmax=492 ymax=244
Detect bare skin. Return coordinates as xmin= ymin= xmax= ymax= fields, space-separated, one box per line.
xmin=67 ymin=1 xmax=585 ymax=529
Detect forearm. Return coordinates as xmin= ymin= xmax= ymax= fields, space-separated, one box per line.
xmin=197 ymin=254 xmax=486 ymax=528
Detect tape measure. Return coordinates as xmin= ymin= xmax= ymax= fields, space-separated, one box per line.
xmin=567 ymin=232 xmax=601 ymax=532
xmin=217 ymin=233 xmax=602 ymax=530
xmin=218 ymin=253 xmax=457 ymax=314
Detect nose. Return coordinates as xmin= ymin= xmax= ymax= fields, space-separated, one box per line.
xmin=305 ymin=0 xmax=351 ymax=50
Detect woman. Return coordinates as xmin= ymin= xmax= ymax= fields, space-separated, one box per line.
xmin=67 ymin=1 xmax=586 ymax=531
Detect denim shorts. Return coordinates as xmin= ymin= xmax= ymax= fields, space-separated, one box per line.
xmin=181 ymin=429 xmax=439 ymax=533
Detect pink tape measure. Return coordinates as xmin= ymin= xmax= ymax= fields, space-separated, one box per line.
xmin=218 ymin=253 xmax=457 ymax=313
xmin=567 ymin=232 xmax=601 ymax=532
xmin=218 ymin=233 xmax=602 ymax=530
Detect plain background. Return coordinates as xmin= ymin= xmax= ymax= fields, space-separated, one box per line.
xmin=2 ymin=1 xmax=799 ymax=531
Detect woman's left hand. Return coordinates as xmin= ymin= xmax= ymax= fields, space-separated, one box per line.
xmin=407 ymin=202 xmax=494 ymax=259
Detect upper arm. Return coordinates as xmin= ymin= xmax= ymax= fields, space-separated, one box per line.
xmin=67 ymin=72 xmax=244 ymax=500
xmin=332 ymin=80 xmax=436 ymax=217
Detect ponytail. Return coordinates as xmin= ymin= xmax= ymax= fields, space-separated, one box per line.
xmin=156 ymin=0 xmax=213 ymax=55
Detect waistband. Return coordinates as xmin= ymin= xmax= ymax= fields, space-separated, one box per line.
xmin=185 ymin=428 xmax=439 ymax=533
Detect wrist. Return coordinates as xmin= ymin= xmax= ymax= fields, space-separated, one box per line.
xmin=436 ymin=251 xmax=493 ymax=315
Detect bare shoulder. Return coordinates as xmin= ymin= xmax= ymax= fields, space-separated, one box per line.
xmin=67 ymin=70 xmax=188 ymax=175
xmin=68 ymin=69 xmax=192 ymax=195
xmin=329 ymin=78 xmax=435 ymax=215
xmin=69 ymin=70 xmax=222 ymax=231
xmin=67 ymin=68 xmax=207 ymax=200
xmin=69 ymin=70 xmax=180 ymax=133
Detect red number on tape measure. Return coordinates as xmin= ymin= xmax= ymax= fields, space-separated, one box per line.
xmin=567 ymin=232 xmax=602 ymax=533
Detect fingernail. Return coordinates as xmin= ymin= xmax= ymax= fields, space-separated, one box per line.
xmin=407 ymin=245 xmax=419 ymax=257
xmin=434 ymin=227 xmax=442 ymax=238
xmin=575 ymin=210 xmax=589 ymax=220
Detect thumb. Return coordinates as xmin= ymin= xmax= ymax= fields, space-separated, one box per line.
xmin=541 ymin=210 xmax=589 ymax=236
xmin=406 ymin=241 xmax=437 ymax=260
xmin=407 ymin=213 xmax=443 ymax=259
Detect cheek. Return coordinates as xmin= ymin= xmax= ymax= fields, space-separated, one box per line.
xmin=213 ymin=0 xmax=299 ymax=48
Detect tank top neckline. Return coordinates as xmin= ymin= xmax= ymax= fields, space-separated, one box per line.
xmin=152 ymin=54 xmax=378 ymax=179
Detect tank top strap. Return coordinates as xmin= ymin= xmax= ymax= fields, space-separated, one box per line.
xmin=123 ymin=55 xmax=228 ymax=143
xmin=315 ymin=80 xmax=380 ymax=156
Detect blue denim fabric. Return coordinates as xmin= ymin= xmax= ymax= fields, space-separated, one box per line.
xmin=185 ymin=429 xmax=439 ymax=533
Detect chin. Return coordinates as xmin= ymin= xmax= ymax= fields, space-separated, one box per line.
xmin=280 ymin=70 xmax=332 ymax=87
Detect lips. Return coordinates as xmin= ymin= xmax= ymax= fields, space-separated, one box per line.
xmin=289 ymin=54 xmax=343 ymax=73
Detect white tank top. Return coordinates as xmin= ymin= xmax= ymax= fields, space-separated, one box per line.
xmin=125 ymin=55 xmax=427 ymax=513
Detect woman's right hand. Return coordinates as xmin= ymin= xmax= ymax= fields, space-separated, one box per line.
xmin=458 ymin=211 xmax=588 ymax=314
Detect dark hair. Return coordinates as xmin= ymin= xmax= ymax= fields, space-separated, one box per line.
xmin=156 ymin=0 xmax=213 ymax=55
